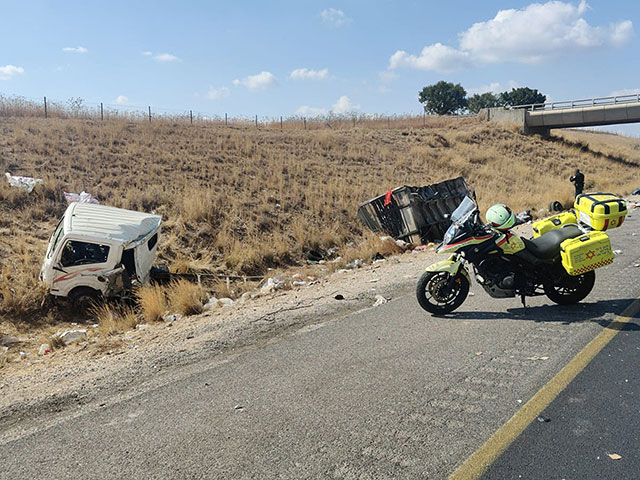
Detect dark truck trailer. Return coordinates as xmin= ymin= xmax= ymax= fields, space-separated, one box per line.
xmin=357 ymin=177 xmax=471 ymax=245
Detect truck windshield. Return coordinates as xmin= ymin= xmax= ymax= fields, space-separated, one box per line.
xmin=47 ymin=219 xmax=64 ymax=259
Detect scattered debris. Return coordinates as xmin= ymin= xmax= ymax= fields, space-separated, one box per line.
xmin=54 ymin=329 xmax=88 ymax=346
xmin=536 ymin=415 xmax=550 ymax=423
xmin=0 ymin=336 xmax=20 ymax=346
xmin=292 ymin=280 xmax=307 ymax=287
xmin=633 ymin=264 xmax=640 ymax=268
xmin=515 ymin=210 xmax=532 ymax=224
xmin=335 ymin=294 xmax=345 ymax=300
xmin=372 ymin=252 xmax=385 ymax=262
xmin=18 ymin=351 xmax=28 ymax=361
xmin=405 ymin=275 xmax=416 ymax=279
xmin=162 ymin=313 xmax=182 ymax=323
xmin=38 ymin=344 xmax=51 ymax=356
xmin=527 ymin=356 xmax=550 ymax=361
xmin=234 ymin=404 xmax=245 ymax=411
xmin=608 ymin=453 xmax=622 ymax=460
xmin=135 ymin=324 xmax=149 ymax=330
xmin=632 ymin=188 xmax=640 ymax=195
xmin=5 ymin=172 xmax=43 ymax=193
xmin=468 ymin=292 xmax=475 ymax=296
xmin=346 ymin=259 xmax=363 ymax=269
xmin=475 ymin=352 xmax=483 ymax=356
xmin=373 ymin=295 xmax=388 ymax=306
xmin=613 ymin=249 xmax=622 ymax=255
xmin=369 ymin=278 xmax=380 ymax=283
xmin=63 ymin=191 xmax=99 ymax=205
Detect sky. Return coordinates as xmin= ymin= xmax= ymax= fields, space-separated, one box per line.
xmin=1 ymin=0 xmax=639 ymax=133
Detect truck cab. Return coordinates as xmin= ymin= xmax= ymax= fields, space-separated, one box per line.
xmin=40 ymin=203 xmax=162 ymax=308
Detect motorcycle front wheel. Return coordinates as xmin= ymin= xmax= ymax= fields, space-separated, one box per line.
xmin=544 ymin=270 xmax=595 ymax=305
xmin=416 ymin=271 xmax=470 ymax=314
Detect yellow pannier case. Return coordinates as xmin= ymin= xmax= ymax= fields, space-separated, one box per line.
xmin=560 ymin=231 xmax=614 ymax=276
xmin=574 ymin=193 xmax=627 ymax=231
xmin=532 ymin=211 xmax=578 ymax=238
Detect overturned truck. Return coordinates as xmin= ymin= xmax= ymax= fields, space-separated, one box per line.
xmin=40 ymin=203 xmax=162 ymax=309
xmin=357 ymin=177 xmax=471 ymax=245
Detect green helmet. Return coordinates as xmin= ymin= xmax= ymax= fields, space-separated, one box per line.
xmin=486 ymin=204 xmax=515 ymax=231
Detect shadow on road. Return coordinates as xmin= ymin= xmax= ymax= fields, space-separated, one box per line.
xmin=434 ymin=298 xmax=639 ymax=330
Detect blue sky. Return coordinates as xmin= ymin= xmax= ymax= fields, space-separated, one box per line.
xmin=1 ymin=0 xmax=639 ymax=132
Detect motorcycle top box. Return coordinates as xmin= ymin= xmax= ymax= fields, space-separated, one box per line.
xmin=560 ymin=230 xmax=614 ymax=276
xmin=574 ymin=193 xmax=627 ymax=231
xmin=532 ymin=211 xmax=578 ymax=238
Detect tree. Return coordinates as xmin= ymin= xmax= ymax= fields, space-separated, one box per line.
xmin=418 ymin=81 xmax=467 ymax=115
xmin=467 ymin=92 xmax=503 ymax=113
xmin=499 ymin=87 xmax=546 ymax=107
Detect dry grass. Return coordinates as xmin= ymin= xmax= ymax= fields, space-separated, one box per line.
xmin=90 ymin=303 xmax=139 ymax=336
xmin=136 ymin=284 xmax=168 ymax=323
xmin=167 ymin=279 xmax=206 ymax=316
xmin=0 ymin=115 xmax=639 ymax=330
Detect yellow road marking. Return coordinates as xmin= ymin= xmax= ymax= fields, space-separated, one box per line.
xmin=449 ymin=297 xmax=640 ymax=480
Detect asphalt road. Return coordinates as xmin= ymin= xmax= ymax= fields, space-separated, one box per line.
xmin=1 ymin=213 xmax=639 ymax=479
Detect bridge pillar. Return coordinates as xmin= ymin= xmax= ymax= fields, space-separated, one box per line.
xmin=523 ymin=124 xmax=550 ymax=138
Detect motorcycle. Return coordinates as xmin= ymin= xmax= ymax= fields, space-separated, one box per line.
xmin=416 ymin=196 xmax=596 ymax=314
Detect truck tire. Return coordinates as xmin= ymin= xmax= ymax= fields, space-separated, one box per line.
xmin=68 ymin=287 xmax=101 ymax=312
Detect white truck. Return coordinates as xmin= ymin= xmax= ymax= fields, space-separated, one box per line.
xmin=40 ymin=202 xmax=162 ymax=309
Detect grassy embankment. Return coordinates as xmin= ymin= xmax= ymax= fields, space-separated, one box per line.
xmin=1 ymin=115 xmax=639 ymax=332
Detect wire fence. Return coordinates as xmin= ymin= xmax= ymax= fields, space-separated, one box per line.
xmin=0 ymin=93 xmax=472 ymax=131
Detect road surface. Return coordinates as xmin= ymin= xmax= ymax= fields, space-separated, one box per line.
xmin=1 ymin=212 xmax=639 ymax=479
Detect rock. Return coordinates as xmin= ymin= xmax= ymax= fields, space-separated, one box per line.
xmin=373 ymin=295 xmax=388 ymax=307
xmin=38 ymin=344 xmax=51 ymax=356
xmin=203 ymin=297 xmax=219 ymax=310
xmin=0 ymin=336 xmax=20 ymax=346
xmin=219 ymin=298 xmax=234 ymax=308
xmin=162 ymin=313 xmax=182 ymax=323
xmin=57 ymin=329 xmax=88 ymax=346
xmin=292 ymin=280 xmax=307 ymax=287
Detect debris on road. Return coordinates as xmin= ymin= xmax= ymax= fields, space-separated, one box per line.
xmin=373 ymin=295 xmax=388 ymax=306
xmin=64 ymin=191 xmax=100 ymax=204
xmin=536 ymin=415 xmax=550 ymax=423
xmin=515 ymin=210 xmax=532 ymax=224
xmin=5 ymin=172 xmax=43 ymax=193
xmin=608 ymin=453 xmax=622 ymax=460
xmin=234 ymin=404 xmax=245 ymax=411
xmin=334 ymin=294 xmax=345 ymax=300
xmin=38 ymin=344 xmax=51 ymax=356
xmin=163 ymin=313 xmax=182 ymax=323
xmin=632 ymin=188 xmax=640 ymax=195
xmin=613 ymin=249 xmax=622 ymax=255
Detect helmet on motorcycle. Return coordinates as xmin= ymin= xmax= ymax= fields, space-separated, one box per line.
xmin=486 ymin=204 xmax=515 ymax=231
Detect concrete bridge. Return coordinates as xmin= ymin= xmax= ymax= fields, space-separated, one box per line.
xmin=480 ymin=94 xmax=640 ymax=136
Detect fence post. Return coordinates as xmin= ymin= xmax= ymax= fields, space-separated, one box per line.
xmin=353 ymin=116 xmax=356 ymax=128
xmin=225 ymin=113 xmax=228 ymax=126
xmin=423 ymin=111 xmax=425 ymax=126
xmin=44 ymin=97 xmax=48 ymax=118
xmin=304 ymin=117 xmax=307 ymax=130
xmin=148 ymin=106 xmax=151 ymax=123
xmin=255 ymin=115 xmax=258 ymax=127
xmin=190 ymin=110 xmax=193 ymax=124
xmin=100 ymin=102 xmax=104 ymax=121
xmin=280 ymin=116 xmax=283 ymax=130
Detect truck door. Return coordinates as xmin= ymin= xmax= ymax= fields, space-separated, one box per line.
xmin=134 ymin=231 xmax=159 ymax=284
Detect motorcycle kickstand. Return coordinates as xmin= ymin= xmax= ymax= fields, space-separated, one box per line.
xmin=520 ymin=294 xmax=528 ymax=311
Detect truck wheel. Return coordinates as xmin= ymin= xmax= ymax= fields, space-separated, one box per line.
xmin=68 ymin=287 xmax=101 ymax=312
xmin=545 ymin=270 xmax=595 ymax=305
xmin=416 ymin=271 xmax=469 ymax=314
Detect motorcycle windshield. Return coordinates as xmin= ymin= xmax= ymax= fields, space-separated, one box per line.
xmin=450 ymin=196 xmax=477 ymax=225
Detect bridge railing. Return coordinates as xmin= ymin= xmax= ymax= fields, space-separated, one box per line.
xmin=508 ymin=94 xmax=640 ymax=112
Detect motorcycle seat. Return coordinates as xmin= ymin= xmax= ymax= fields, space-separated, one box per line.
xmin=522 ymin=226 xmax=582 ymax=259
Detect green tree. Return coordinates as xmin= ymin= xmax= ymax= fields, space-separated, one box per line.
xmin=418 ymin=81 xmax=467 ymax=115
xmin=467 ymin=92 xmax=503 ymax=113
xmin=499 ymin=87 xmax=546 ymax=107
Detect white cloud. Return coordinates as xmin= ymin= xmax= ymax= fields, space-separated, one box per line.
xmin=389 ymin=43 xmax=471 ymax=73
xmin=290 ymin=68 xmax=329 ymax=80
xmin=0 ymin=65 xmax=24 ymax=80
xmin=142 ymin=51 xmax=153 ymax=56
xmin=321 ymin=8 xmax=351 ymax=27
xmin=233 ymin=71 xmax=277 ymax=91
xmin=62 ymin=46 xmax=88 ymax=53
xmin=467 ymin=80 xmax=519 ymax=96
xmin=332 ymin=95 xmax=360 ymax=114
xmin=115 ymin=95 xmax=130 ymax=105
xmin=154 ymin=53 xmax=180 ymax=62
xmin=389 ymin=1 xmax=633 ymax=72
xmin=206 ymin=86 xmax=231 ymax=100
xmin=296 ymin=105 xmax=328 ymax=116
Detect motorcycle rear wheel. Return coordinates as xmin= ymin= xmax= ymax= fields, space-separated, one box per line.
xmin=544 ymin=270 xmax=595 ymax=305
xmin=416 ymin=271 xmax=470 ymax=314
